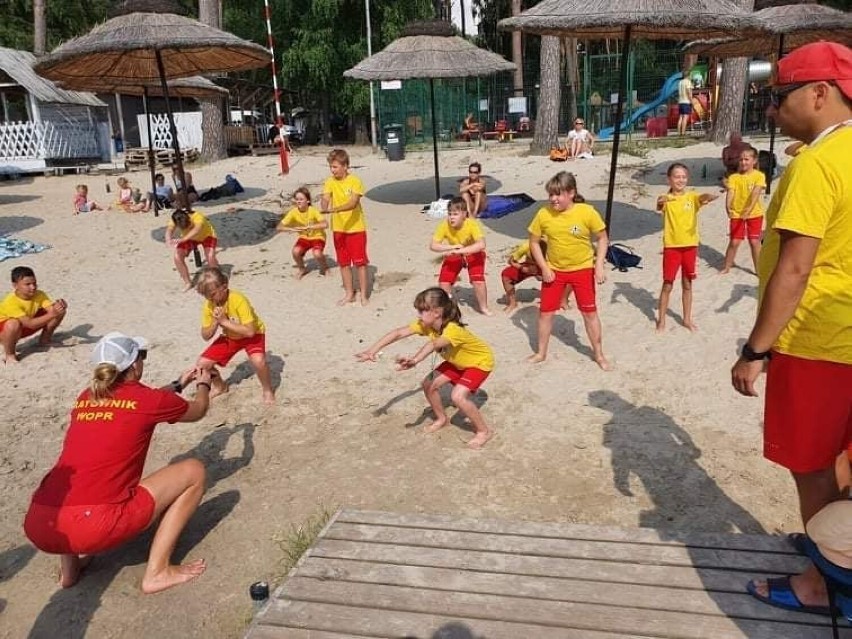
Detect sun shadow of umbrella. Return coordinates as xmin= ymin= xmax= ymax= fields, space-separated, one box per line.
xmin=366 ymin=175 xmax=503 ymax=206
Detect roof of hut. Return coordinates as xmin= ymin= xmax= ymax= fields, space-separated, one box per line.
xmin=0 ymin=47 xmax=105 ymax=108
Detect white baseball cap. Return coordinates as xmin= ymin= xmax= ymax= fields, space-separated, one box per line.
xmin=91 ymin=331 xmax=149 ymax=372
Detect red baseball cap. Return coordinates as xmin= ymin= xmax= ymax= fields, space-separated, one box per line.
xmin=776 ymin=42 xmax=852 ymax=100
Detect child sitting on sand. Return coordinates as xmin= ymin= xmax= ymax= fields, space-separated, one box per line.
xmin=194 ymin=267 xmax=275 ymax=404
xmin=115 ymin=177 xmax=145 ymax=213
xmin=164 ymin=202 xmax=219 ymax=290
xmin=430 ymin=197 xmax=491 ymax=315
xmin=356 ymin=287 xmax=495 ymax=449
xmin=277 ymin=186 xmax=329 ymax=278
xmin=72 ymin=184 xmax=106 ymax=214
xmin=0 ymin=266 xmax=67 ymax=363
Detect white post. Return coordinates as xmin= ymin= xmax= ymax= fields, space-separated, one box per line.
xmin=365 ymin=0 xmax=378 ymax=153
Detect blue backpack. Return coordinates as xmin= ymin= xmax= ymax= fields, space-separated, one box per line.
xmin=606 ymin=243 xmax=642 ymax=272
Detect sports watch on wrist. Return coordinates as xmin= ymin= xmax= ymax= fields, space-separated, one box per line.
xmin=741 ymin=343 xmax=771 ymax=362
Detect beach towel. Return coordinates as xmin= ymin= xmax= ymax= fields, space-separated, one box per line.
xmin=478 ymin=193 xmax=536 ymax=220
xmin=422 ymin=198 xmax=451 ymax=219
xmin=0 ymin=236 xmax=51 ymax=262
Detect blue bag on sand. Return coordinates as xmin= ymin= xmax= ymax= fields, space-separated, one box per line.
xmin=606 ymin=243 xmax=642 ymax=272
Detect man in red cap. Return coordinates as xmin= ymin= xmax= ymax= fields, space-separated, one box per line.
xmin=731 ymin=41 xmax=852 ymax=614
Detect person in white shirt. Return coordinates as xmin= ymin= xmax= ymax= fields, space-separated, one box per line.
xmin=677 ymin=71 xmax=694 ymax=136
xmin=567 ymin=118 xmax=594 ymax=159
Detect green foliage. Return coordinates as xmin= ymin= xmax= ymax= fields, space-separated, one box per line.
xmin=0 ymin=0 xmax=113 ymax=51
xmin=272 ymin=506 xmax=335 ymax=580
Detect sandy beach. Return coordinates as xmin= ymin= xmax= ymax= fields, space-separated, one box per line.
xmin=0 ymin=137 xmax=802 ymax=637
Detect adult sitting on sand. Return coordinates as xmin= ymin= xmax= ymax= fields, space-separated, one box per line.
xmin=459 ymin=162 xmax=487 ymax=218
xmin=24 ymin=332 xmax=213 ymax=593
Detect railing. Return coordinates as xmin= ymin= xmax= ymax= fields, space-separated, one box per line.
xmin=0 ymin=120 xmax=101 ymax=160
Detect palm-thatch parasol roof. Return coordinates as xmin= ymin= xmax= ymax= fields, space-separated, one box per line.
xmin=58 ymin=75 xmax=229 ymax=99
xmin=497 ymin=0 xmax=761 ymax=40
xmin=684 ymin=4 xmax=852 ymax=57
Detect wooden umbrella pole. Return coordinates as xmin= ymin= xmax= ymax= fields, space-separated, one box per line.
xmin=430 ymin=78 xmax=440 ymax=200
xmin=766 ymin=33 xmax=784 ymax=196
xmin=142 ymin=86 xmax=159 ymax=217
xmin=604 ymin=24 xmax=632 ymax=232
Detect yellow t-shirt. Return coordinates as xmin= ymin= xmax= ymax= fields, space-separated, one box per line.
xmin=527 ymin=203 xmax=605 ymax=272
xmin=727 ymin=170 xmax=766 ymax=219
xmin=0 ymin=290 xmax=51 ymax=322
xmin=432 ymin=218 xmax=483 ymax=247
xmin=201 ymin=289 xmax=265 ymax=340
xmin=408 ymin=320 xmax=494 ymax=372
xmin=510 ymin=242 xmax=533 ymax=263
xmin=758 ymin=125 xmax=852 ymax=364
xmin=279 ymin=205 xmax=326 ymax=241
xmin=323 ymin=174 xmax=366 ymax=233
xmin=660 ymin=191 xmax=704 ymax=248
xmin=167 ymin=210 xmax=216 ymax=242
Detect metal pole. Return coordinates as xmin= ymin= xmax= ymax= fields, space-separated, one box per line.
xmin=604 ymin=25 xmax=632 ymax=232
xmin=142 ymin=86 xmax=159 ymax=217
xmin=766 ymin=33 xmax=784 ymax=196
xmin=365 ymin=0 xmax=378 ymax=152
xmin=430 ymin=78 xmax=440 ymax=200
xmin=264 ymin=0 xmax=289 ymax=174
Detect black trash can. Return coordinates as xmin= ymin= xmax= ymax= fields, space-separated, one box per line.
xmin=384 ymin=124 xmax=405 ymax=161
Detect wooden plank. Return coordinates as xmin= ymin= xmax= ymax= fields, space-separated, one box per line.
xmin=268 ymin=578 xmax=837 ymax=639
xmin=247 ymin=626 xmax=369 ymax=639
xmin=336 ymin=509 xmax=797 ymax=554
xmin=254 ymin=600 xmax=645 ymax=639
xmin=324 ymin=522 xmax=806 ymax=574
xmin=296 ymin=557 xmax=828 ymax=626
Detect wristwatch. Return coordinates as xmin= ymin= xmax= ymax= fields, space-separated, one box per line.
xmin=741 ymin=343 xmax=772 ymax=362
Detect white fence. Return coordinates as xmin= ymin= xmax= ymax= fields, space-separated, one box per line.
xmin=0 ymin=120 xmax=102 ymax=160
xmin=138 ymin=112 xmax=203 ymax=150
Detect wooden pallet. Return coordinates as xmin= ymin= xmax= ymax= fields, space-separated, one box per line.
xmin=247 ymin=509 xmax=851 ymax=639
xmin=123 ymin=147 xmax=199 ymax=169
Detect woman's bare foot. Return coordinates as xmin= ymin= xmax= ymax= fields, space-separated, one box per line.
xmin=423 ymin=418 xmax=448 ymax=433
xmin=141 ymin=559 xmax=207 ymax=594
xmin=467 ymin=430 xmax=494 ymax=450
xmin=59 ymin=554 xmax=92 ymax=588
xmin=337 ymin=295 xmax=356 ymax=306
xmin=479 ymin=307 xmax=493 ymax=316
xmin=594 ymin=355 xmax=613 ymax=371
xmin=527 ymin=353 xmax=546 ymax=364
xmin=262 ymin=390 xmax=276 ymax=405
xmin=684 ymin=321 xmax=699 ymax=332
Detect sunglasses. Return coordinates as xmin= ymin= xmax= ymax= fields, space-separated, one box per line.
xmin=574 ymin=121 xmax=584 ymax=125
xmin=769 ymin=82 xmax=809 ymax=108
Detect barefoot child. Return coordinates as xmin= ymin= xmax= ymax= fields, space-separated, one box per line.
xmin=165 ymin=204 xmax=219 ymax=290
xmin=430 ymin=197 xmax=491 ymax=315
xmin=722 ymin=146 xmax=765 ymax=274
xmin=321 ymin=149 xmax=370 ymax=305
xmin=0 ymin=266 xmax=67 ymax=363
xmin=72 ymin=184 xmax=105 ymax=214
xmin=194 ymin=267 xmax=275 ymax=404
xmin=501 ymin=239 xmax=544 ymax=313
xmin=277 ymin=186 xmax=329 ymax=278
xmin=656 ymin=163 xmax=719 ymax=332
xmin=356 ymin=287 xmax=494 ymax=449
xmin=115 ymin=177 xmax=146 ymax=213
xmin=528 ymin=171 xmax=610 ymax=369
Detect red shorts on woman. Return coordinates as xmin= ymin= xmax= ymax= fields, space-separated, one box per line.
xmin=435 ymin=361 xmax=490 ymax=392
xmin=763 ymin=351 xmax=852 ymax=474
xmin=540 ymin=268 xmax=596 ymax=313
xmin=439 ymin=251 xmax=486 ymax=284
xmin=333 ymin=231 xmax=368 ymax=267
xmin=294 ymin=237 xmax=326 ymax=253
xmin=501 ymin=264 xmax=538 ymax=284
xmin=729 ymin=216 xmax=763 ymax=241
xmin=662 ymin=246 xmax=698 ymax=282
xmin=0 ymin=307 xmax=47 ymax=338
xmin=24 ymin=485 xmax=155 ymax=555
xmin=177 ymin=236 xmax=218 ymax=253
xmin=201 ymin=332 xmax=266 ymax=367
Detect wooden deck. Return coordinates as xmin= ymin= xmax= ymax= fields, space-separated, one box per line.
xmin=247 ymin=509 xmax=851 ymax=638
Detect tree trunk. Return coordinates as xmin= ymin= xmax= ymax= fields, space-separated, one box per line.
xmin=511 ymin=0 xmax=524 ymax=95
xmin=531 ymin=36 xmax=561 ymax=155
xmin=198 ymin=0 xmax=220 ymax=28
xmin=198 ymin=0 xmax=226 ymax=161
xmin=33 ymin=0 xmax=46 ymax=55
xmin=564 ymin=38 xmax=579 ymax=128
xmin=710 ymin=0 xmax=754 ymax=144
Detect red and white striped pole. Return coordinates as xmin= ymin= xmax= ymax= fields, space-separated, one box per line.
xmin=263 ymin=0 xmax=289 ymax=174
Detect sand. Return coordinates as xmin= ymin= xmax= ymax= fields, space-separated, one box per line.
xmin=0 ymin=137 xmax=801 ymax=638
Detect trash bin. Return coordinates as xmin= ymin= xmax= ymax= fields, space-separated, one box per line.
xmin=384 ymin=124 xmax=405 ymax=161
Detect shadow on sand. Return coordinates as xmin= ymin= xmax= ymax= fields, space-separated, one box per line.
xmin=366 ymin=175 xmax=503 ymax=206
xmin=0 ymin=215 xmax=44 ymax=236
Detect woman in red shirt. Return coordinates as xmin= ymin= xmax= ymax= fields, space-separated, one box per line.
xmin=24 ymin=332 xmax=213 ymax=594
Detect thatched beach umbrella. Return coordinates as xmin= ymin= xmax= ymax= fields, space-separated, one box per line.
xmin=344 ymin=20 xmax=516 ymax=200
xmin=499 ymin=0 xmax=759 ymax=232
xmin=34 ymin=0 xmax=269 ymax=212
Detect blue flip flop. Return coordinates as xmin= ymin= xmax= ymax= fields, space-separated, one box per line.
xmin=746 ymin=576 xmax=831 ymax=616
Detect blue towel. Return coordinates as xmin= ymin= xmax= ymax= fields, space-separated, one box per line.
xmin=0 ymin=236 xmax=51 ymax=262
xmin=478 ymin=193 xmax=536 ymax=219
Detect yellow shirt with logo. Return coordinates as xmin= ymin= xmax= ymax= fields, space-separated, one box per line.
xmin=167 ymin=210 xmax=216 ymax=241
xmin=728 ymin=169 xmax=766 ymax=219
xmin=527 ymin=203 xmax=605 ymax=272
xmin=323 ymin=173 xmax=366 ymax=233
xmin=758 ymin=126 xmax=852 ymax=364
xmin=201 ymin=289 xmax=265 ymax=340
xmin=0 ymin=290 xmax=51 ymax=322
xmin=408 ymin=320 xmax=494 ymax=372
xmin=432 ymin=218 xmax=483 ymax=247
xmin=660 ymin=191 xmax=704 ymax=248
xmin=279 ymin=205 xmax=326 ymax=241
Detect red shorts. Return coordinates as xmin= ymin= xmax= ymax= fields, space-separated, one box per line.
xmin=729 ymin=216 xmax=763 ymax=241
xmin=501 ymin=264 xmax=539 ymax=284
xmin=201 ymin=333 xmax=266 ymax=367
xmin=333 ymin=231 xmax=368 ymax=267
xmin=435 ymin=361 xmax=490 ymax=393
xmin=0 ymin=307 xmax=47 ymax=338
xmin=540 ymin=268 xmax=596 ymax=313
xmin=663 ymin=246 xmax=698 ymax=282
xmin=439 ymin=252 xmax=486 ymax=284
xmin=764 ymin=351 xmax=852 ymax=473
xmin=177 ymin=236 xmax=218 ymax=252
xmin=294 ymin=237 xmax=326 ymax=253
xmin=24 ymin=486 xmax=155 ymax=555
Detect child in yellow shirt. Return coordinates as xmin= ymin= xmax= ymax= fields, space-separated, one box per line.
xmin=0 ymin=266 xmax=67 ymax=362
xmin=278 ymin=186 xmax=329 ymax=278
xmin=722 ymin=146 xmax=766 ymax=274
xmin=165 ymin=205 xmax=219 ymax=290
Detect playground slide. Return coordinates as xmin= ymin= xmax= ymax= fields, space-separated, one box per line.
xmin=596 ymin=72 xmax=682 ymax=141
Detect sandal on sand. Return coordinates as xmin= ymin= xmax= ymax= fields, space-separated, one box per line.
xmin=746 ymin=576 xmax=831 ymax=616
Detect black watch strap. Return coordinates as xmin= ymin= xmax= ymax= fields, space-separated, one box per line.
xmin=741 ymin=343 xmax=771 ymax=362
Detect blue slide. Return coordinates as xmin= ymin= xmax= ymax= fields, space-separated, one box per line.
xmin=596 ymin=72 xmax=682 ymax=140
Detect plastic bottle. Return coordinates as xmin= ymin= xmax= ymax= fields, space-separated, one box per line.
xmin=105 ymin=180 xmax=111 ymax=194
